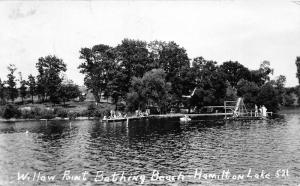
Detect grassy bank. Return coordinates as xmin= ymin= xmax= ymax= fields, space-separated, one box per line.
xmin=0 ymin=101 xmax=116 ymax=120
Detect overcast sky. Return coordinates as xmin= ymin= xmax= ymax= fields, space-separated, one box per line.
xmin=0 ymin=1 xmax=300 ymax=86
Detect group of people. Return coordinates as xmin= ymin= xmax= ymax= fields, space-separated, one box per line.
xmin=102 ymin=109 xmax=151 ymax=121
xmin=255 ymin=104 xmax=268 ymax=117
xmin=103 ymin=110 xmax=127 ymax=120
xmin=135 ymin=109 xmax=150 ymax=117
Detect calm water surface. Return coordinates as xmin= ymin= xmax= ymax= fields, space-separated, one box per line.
xmin=0 ymin=112 xmax=300 ymax=185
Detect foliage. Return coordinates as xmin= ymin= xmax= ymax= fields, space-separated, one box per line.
xmin=257 ymin=83 xmax=279 ymax=112
xmin=127 ymin=69 xmax=171 ymax=113
xmin=190 ymin=57 xmax=227 ymax=108
xmin=220 ymin=61 xmax=251 ymax=87
xmin=68 ymin=111 xmax=78 ymax=120
xmin=74 ymin=39 xmax=292 ymax=113
xmin=296 ymin=56 xmax=300 ymax=84
xmin=283 ymin=93 xmax=295 ymax=106
xmin=36 ymin=55 xmax=66 ymax=103
xmin=58 ymin=80 xmax=81 ymax=105
xmin=54 ymin=107 xmax=68 ymax=118
xmin=81 ymin=103 xmax=110 ymax=118
xmin=149 ymin=41 xmax=190 ymax=99
xmin=78 ymin=44 xmax=115 ymax=103
xmin=225 ymin=82 xmax=237 ymax=101
xmin=116 ymin=39 xmax=152 ymax=80
xmin=19 ymin=72 xmax=27 ymax=104
xmin=2 ymin=104 xmax=21 ymax=119
xmin=236 ymin=79 xmax=260 ymax=108
xmin=6 ymin=64 xmax=18 ymax=102
xmin=0 ymin=79 xmax=7 ymax=105
xmin=39 ymin=109 xmax=55 ymax=119
xmin=28 ymin=74 xmax=36 ymax=103
xmin=272 ymin=75 xmax=287 ymax=105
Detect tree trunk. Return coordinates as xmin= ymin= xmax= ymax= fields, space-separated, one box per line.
xmin=93 ymin=92 xmax=100 ymax=103
xmin=32 ymin=95 xmax=34 ymax=103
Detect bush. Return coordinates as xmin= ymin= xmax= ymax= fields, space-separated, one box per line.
xmin=2 ymin=104 xmax=21 ymax=119
xmin=87 ymin=103 xmax=96 ymax=111
xmin=31 ymin=108 xmax=55 ymax=119
xmin=80 ymin=109 xmax=94 ymax=118
xmin=93 ymin=108 xmax=103 ymax=118
xmin=21 ymin=109 xmax=35 ymax=119
xmin=0 ymin=107 xmax=4 ymax=117
xmin=41 ymin=110 xmax=55 ymax=119
xmin=68 ymin=111 xmax=78 ymax=120
xmin=54 ymin=108 xmax=68 ymax=118
xmin=257 ymin=83 xmax=279 ymax=112
xmin=80 ymin=106 xmax=111 ymax=118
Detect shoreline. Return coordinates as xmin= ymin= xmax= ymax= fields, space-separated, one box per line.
xmin=0 ymin=113 xmax=233 ymax=122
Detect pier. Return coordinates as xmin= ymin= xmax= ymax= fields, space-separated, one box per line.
xmin=103 ymin=98 xmax=272 ymax=123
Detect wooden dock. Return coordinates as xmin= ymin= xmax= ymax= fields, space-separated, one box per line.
xmin=102 ymin=112 xmax=234 ymax=123
xmin=149 ymin=113 xmax=233 ymax=118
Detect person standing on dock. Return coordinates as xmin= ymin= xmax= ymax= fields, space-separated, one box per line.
xmin=255 ymin=104 xmax=258 ymax=117
xmin=259 ymin=106 xmax=262 ymax=117
xmin=262 ymin=105 xmax=267 ymax=117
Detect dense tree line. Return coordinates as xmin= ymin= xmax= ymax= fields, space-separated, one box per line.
xmin=78 ymin=38 xmax=292 ymax=113
xmin=1 ymin=39 xmax=297 ymax=114
xmin=0 ymin=55 xmax=80 ymax=105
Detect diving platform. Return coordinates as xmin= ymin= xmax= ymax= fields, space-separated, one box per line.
xmin=224 ymin=98 xmax=272 ymax=120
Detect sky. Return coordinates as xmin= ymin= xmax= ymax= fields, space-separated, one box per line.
xmin=0 ymin=0 xmax=300 ymax=87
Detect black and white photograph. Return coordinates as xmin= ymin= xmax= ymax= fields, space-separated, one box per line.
xmin=0 ymin=0 xmax=300 ymax=185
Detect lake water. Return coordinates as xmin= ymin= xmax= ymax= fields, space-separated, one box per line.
xmin=0 ymin=111 xmax=299 ymax=185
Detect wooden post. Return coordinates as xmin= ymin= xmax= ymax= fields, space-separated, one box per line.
xmin=224 ymin=102 xmax=227 ymax=119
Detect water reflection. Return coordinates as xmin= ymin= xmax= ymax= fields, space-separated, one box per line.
xmin=0 ymin=113 xmax=299 ymax=185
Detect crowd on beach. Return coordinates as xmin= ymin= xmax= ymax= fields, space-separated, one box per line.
xmin=102 ymin=109 xmax=150 ymax=120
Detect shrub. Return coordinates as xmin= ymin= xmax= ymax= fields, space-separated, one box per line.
xmin=93 ymin=108 xmax=103 ymax=118
xmin=87 ymin=103 xmax=96 ymax=111
xmin=31 ymin=107 xmax=42 ymax=119
xmin=80 ymin=106 xmax=111 ymax=118
xmin=41 ymin=110 xmax=55 ymax=119
xmin=257 ymin=83 xmax=279 ymax=112
xmin=0 ymin=107 xmax=4 ymax=117
xmin=2 ymin=104 xmax=21 ymax=119
xmin=68 ymin=111 xmax=78 ymax=120
xmin=21 ymin=109 xmax=35 ymax=119
xmin=32 ymin=108 xmax=55 ymax=120
xmin=54 ymin=108 xmax=68 ymax=118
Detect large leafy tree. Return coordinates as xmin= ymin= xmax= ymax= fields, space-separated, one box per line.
xmin=28 ymin=74 xmax=36 ymax=103
xmin=36 ymin=55 xmax=66 ymax=103
xmin=272 ymin=75 xmax=286 ymax=105
xmin=190 ymin=57 xmax=227 ymax=108
xmin=296 ymin=57 xmax=300 ymax=84
xmin=78 ymin=44 xmax=115 ymax=103
xmin=105 ymin=65 xmax=128 ymax=109
xmin=127 ymin=69 xmax=171 ymax=113
xmin=18 ymin=72 xmax=27 ymax=104
xmin=58 ymin=80 xmax=81 ymax=106
xmin=236 ymin=79 xmax=260 ymax=108
xmin=6 ymin=64 xmax=18 ymax=102
xmin=115 ymin=39 xmax=153 ymax=92
xmin=148 ymin=41 xmax=190 ymax=101
xmin=220 ymin=61 xmax=251 ymax=87
xmin=0 ymin=78 xmax=7 ymax=105
xmin=257 ymin=82 xmax=279 ymax=112
xmin=250 ymin=60 xmax=273 ymax=86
